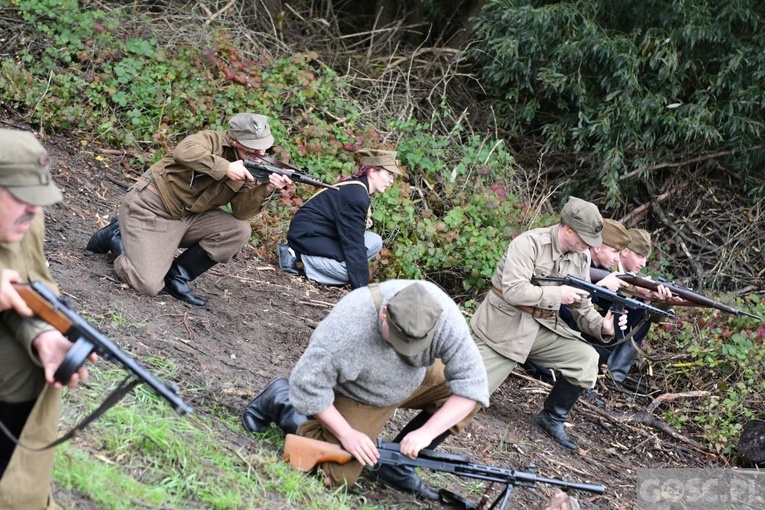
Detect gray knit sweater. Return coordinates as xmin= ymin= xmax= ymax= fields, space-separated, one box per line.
xmin=289 ymin=280 xmax=489 ymax=416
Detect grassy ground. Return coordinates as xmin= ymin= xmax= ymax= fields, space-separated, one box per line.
xmin=53 ymin=366 xmax=371 ymax=509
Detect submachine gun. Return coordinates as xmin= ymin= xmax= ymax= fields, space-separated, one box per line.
xmin=244 ymin=157 xmax=338 ymax=190
xmin=531 ymin=274 xmax=676 ymax=322
xmin=4 ymin=281 xmax=191 ymax=450
xmin=283 ymin=434 xmax=605 ymax=510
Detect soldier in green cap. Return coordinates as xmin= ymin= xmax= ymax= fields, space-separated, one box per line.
xmin=242 ymin=280 xmax=489 ymax=500
xmin=470 ymin=196 xmax=627 ymax=450
xmin=0 ymin=129 xmax=94 ymax=509
xmin=278 ymin=148 xmax=404 ymax=289
xmin=601 ymin=228 xmax=673 ymax=384
xmin=86 ymin=113 xmax=292 ymax=307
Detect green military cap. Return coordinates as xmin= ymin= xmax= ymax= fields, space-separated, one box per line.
xmin=386 ymin=283 xmax=443 ymax=356
xmin=627 ymin=228 xmax=652 ymax=257
xmin=560 ymin=196 xmax=603 ymax=247
xmin=228 ymin=113 xmax=275 ymax=150
xmin=601 ymin=218 xmax=631 ymax=250
xmin=0 ymin=129 xmax=62 ymax=206
xmin=357 ymin=148 xmax=404 ymax=176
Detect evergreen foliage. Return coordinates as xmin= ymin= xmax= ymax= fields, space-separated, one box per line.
xmin=472 ymin=0 xmax=765 ymax=204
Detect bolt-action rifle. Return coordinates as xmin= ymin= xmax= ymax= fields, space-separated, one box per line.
xmin=589 ymin=267 xmax=761 ymax=320
xmin=244 ymin=157 xmax=338 ymax=190
xmin=13 ymin=281 xmax=191 ymax=422
xmin=531 ymin=274 xmax=676 ymax=321
xmin=282 ymin=434 xmax=605 ymax=510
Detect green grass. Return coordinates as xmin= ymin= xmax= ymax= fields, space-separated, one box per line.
xmin=54 ymin=365 xmax=371 ymax=509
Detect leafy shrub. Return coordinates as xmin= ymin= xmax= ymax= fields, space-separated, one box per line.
xmin=471 ymin=0 xmax=765 ymax=204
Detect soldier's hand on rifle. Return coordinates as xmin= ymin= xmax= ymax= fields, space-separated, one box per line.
xmin=601 ymin=309 xmax=628 ymax=336
xmin=338 ymin=429 xmax=379 ymax=466
xmin=560 ymin=286 xmax=590 ymax=305
xmin=399 ymin=429 xmax=435 ymax=459
xmin=32 ymin=330 xmax=98 ymax=389
xmin=0 ymin=269 xmax=33 ymax=317
xmin=267 ymin=173 xmax=292 ymax=190
xmin=596 ymin=271 xmax=629 ymax=292
xmin=227 ymin=160 xmax=256 ymax=182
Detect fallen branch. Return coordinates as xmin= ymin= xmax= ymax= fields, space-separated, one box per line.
xmin=582 ymin=391 xmax=710 ymax=450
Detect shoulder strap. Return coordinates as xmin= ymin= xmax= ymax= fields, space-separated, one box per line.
xmin=303 ymin=180 xmax=368 ymax=205
xmin=368 ymin=282 xmax=383 ymax=313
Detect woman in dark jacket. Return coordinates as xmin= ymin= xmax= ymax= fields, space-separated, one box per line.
xmin=281 ymin=148 xmax=403 ymax=289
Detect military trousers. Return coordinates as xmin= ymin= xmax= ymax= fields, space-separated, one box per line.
xmin=474 ymin=327 xmax=600 ymax=394
xmin=296 ymin=359 xmax=472 ymax=487
xmin=0 ymin=384 xmax=61 ymax=509
xmin=114 ymin=181 xmax=251 ymax=296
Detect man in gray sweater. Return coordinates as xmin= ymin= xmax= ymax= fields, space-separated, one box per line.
xmin=243 ymin=280 xmax=489 ymax=500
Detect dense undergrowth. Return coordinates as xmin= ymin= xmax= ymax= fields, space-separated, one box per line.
xmin=1 ymin=0 xmax=763 ymax=499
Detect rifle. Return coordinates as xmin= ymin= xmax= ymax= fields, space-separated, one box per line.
xmin=589 ymin=267 xmax=761 ymax=320
xmin=244 ymin=158 xmax=338 ymax=190
xmin=13 ymin=281 xmax=192 ymax=416
xmin=283 ymin=434 xmax=605 ymax=510
xmin=531 ymin=274 xmax=676 ymax=321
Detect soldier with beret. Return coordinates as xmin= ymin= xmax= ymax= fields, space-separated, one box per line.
xmin=242 ymin=280 xmax=489 ymax=500
xmin=278 ymin=148 xmax=403 ymax=289
xmin=0 ymin=129 xmax=94 ymax=508
xmin=87 ymin=113 xmax=292 ymax=306
xmin=603 ymin=229 xmax=673 ymax=384
xmin=470 ymin=197 xmax=626 ymax=450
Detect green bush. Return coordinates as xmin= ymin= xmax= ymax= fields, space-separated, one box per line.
xmin=471 ymin=0 xmax=765 ymax=204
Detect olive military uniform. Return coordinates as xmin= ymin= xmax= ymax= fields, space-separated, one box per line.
xmin=114 ymin=130 xmax=271 ymax=296
xmin=0 ymin=129 xmax=65 ymax=509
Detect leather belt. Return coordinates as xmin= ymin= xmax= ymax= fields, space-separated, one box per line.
xmin=491 ymin=286 xmax=556 ymax=319
xmin=136 ymin=178 xmax=160 ymax=196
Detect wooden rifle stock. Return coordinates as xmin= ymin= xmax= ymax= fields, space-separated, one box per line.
xmin=283 ymin=434 xmax=353 ymax=471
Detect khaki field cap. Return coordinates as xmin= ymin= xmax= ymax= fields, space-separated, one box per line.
xmin=357 ymin=148 xmax=404 ymax=176
xmin=601 ymin=218 xmax=631 ymax=250
xmin=228 ymin=113 xmax=274 ymax=150
xmin=0 ymin=129 xmax=63 ymax=206
xmin=386 ymin=283 xmax=443 ymax=356
xmin=560 ymin=196 xmax=604 ymax=247
xmin=627 ymin=228 xmax=652 ymax=257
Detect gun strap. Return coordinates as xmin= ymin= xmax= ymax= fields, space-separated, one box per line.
xmin=606 ymin=315 xmax=649 ymax=347
xmin=0 ymin=375 xmax=140 ymax=451
xmin=369 ymin=282 xmax=383 ymax=313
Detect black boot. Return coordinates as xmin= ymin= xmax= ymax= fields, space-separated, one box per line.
xmin=277 ymin=244 xmax=299 ymax=275
xmin=533 ymin=378 xmax=582 ymax=450
xmin=163 ymin=244 xmax=217 ymax=307
xmin=242 ymin=377 xmax=307 ymax=435
xmin=369 ymin=411 xmax=444 ymax=501
xmin=87 ymin=217 xmax=121 ymax=254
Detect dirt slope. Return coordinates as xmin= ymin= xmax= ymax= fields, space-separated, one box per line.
xmin=13 ymin=118 xmax=724 ymax=509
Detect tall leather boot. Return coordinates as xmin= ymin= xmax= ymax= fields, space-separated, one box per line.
xmin=163 ymin=244 xmax=217 ymax=307
xmin=242 ymin=377 xmax=307 ymax=435
xmin=86 ymin=217 xmax=122 ymax=255
xmin=533 ymin=378 xmax=582 ymax=450
xmin=370 ymin=411 xmax=445 ymax=501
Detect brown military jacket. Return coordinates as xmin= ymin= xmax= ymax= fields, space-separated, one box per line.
xmin=471 ymin=224 xmax=610 ymax=363
xmin=0 ymin=213 xmax=58 ymax=403
xmin=149 ymin=130 xmax=272 ymax=219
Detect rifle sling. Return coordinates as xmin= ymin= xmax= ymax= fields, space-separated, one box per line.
xmin=605 ymin=315 xmax=649 ymax=348
xmin=0 ymin=375 xmax=140 ymax=451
